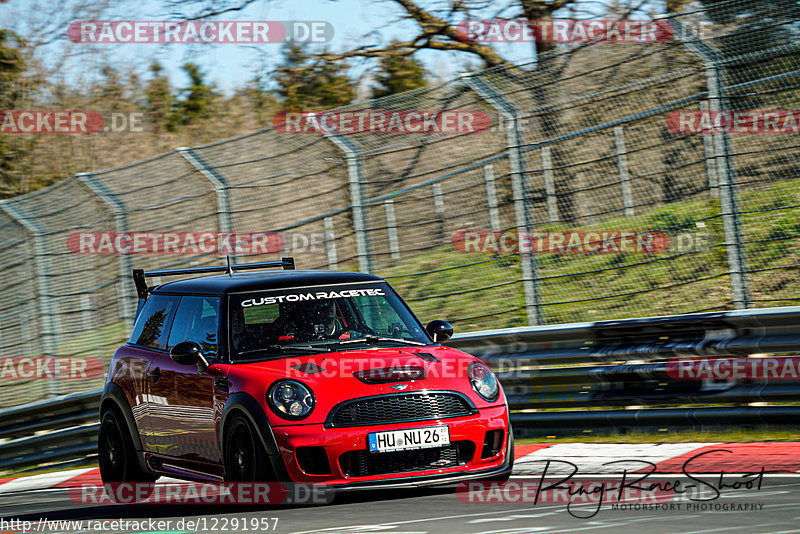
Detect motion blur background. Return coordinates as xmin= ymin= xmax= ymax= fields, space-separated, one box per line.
xmin=0 ymin=0 xmax=798 ymax=409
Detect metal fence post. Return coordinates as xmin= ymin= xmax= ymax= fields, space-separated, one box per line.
xmin=668 ymin=17 xmax=750 ymax=309
xmin=613 ymin=127 xmax=635 ymax=217
xmin=327 ymin=134 xmax=372 ymax=273
xmin=323 ymin=216 xmax=338 ymax=270
xmin=80 ymin=294 xmax=93 ymax=331
xmin=16 ymin=313 xmax=26 ymax=357
xmin=385 ymin=200 xmax=400 ymax=260
xmin=77 ymin=173 xmax=136 ymax=329
xmin=176 ymin=147 xmax=236 ymax=262
xmin=432 ymin=182 xmax=446 ymax=244
xmin=483 ymin=165 xmax=501 ymax=232
xmin=0 ymin=201 xmax=60 ymax=395
xmin=540 ymin=146 xmax=559 ymax=222
xmin=462 ymin=74 xmax=543 ymax=325
xmin=432 ymin=183 xmax=445 ymax=219
xmin=700 ymin=100 xmax=718 ymax=197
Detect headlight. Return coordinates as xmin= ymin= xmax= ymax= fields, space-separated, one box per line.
xmin=267 ymin=380 xmax=315 ymax=420
xmin=468 ymin=361 xmax=499 ymax=401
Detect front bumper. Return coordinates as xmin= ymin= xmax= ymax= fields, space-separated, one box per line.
xmin=271 ymin=405 xmax=511 ymax=487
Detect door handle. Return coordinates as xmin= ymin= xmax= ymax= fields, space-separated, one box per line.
xmin=147 ymin=368 xmax=162 ymax=382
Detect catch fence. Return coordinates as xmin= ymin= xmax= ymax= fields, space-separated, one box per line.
xmin=0 ymin=1 xmax=798 ymax=406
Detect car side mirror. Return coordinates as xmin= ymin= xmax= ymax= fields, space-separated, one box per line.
xmin=426 ymin=320 xmax=454 ymax=343
xmin=170 ymin=341 xmax=210 ymax=373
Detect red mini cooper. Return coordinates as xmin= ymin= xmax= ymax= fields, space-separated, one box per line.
xmin=98 ymin=258 xmax=513 ymax=492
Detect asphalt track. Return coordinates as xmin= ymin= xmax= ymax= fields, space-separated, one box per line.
xmin=1 ymin=474 xmax=799 ymax=534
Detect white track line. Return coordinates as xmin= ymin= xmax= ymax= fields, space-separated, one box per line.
xmin=514 ymin=443 xmax=718 ymax=475
xmin=0 ymin=468 xmax=95 ymax=493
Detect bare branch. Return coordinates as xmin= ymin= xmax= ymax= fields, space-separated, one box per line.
xmin=314 ymin=37 xmax=510 ymax=68
xmin=164 ymin=0 xmax=262 ymax=20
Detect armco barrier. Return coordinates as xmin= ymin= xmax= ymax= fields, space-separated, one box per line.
xmin=2 ymin=306 xmax=800 ymax=469
xmin=452 ymin=305 xmax=800 ymax=416
xmin=0 ymin=389 xmax=101 ymax=471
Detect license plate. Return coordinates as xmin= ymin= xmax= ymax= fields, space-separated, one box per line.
xmin=368 ymin=426 xmax=450 ymax=453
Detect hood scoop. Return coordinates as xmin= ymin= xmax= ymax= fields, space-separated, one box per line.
xmin=353 ymin=366 xmax=425 ymax=384
xmin=291 ymin=362 xmax=327 ymax=374
xmin=414 ymin=352 xmax=439 ymax=362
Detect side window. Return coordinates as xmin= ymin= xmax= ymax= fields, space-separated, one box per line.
xmin=167 ymin=296 xmax=221 ymax=357
xmin=129 ymin=294 xmax=180 ymax=350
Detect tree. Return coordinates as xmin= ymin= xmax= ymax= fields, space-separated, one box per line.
xmin=96 ymin=64 xmax=125 ymax=107
xmin=372 ymin=44 xmax=427 ymax=99
xmin=699 ymin=0 xmax=800 ymax=108
xmin=237 ymin=73 xmax=279 ymax=125
xmin=242 ymin=73 xmax=275 ymax=111
xmin=176 ymin=62 xmax=218 ymax=125
xmin=0 ymin=30 xmax=29 ymax=197
xmin=0 ymin=29 xmax=26 ymax=114
xmin=145 ymin=60 xmax=177 ymax=134
xmin=274 ymin=43 xmax=355 ymax=111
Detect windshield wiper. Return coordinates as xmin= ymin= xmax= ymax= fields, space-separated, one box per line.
xmin=337 ymin=336 xmax=428 ymax=347
xmin=238 ymin=345 xmax=326 ymax=356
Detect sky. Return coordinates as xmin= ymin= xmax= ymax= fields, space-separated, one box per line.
xmin=2 ymin=0 xmax=542 ymax=96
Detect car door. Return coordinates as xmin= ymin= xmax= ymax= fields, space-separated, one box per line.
xmin=145 ymin=295 xmax=225 ymax=463
xmin=127 ymin=294 xmax=181 ymax=453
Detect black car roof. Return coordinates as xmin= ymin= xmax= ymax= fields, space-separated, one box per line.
xmin=150 ymin=269 xmax=385 ymax=295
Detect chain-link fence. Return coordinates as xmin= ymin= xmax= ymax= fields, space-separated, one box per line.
xmin=0 ymin=0 xmax=798 ymax=407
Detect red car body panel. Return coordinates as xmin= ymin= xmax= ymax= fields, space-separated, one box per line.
xmin=108 ymin=343 xmax=510 ymax=485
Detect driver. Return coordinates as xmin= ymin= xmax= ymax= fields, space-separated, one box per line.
xmin=278 ymin=299 xmax=338 ymax=342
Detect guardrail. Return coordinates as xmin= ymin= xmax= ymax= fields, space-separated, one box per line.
xmin=452 ymin=305 xmax=800 ymax=436
xmin=3 ymin=306 xmax=800 ymax=470
xmin=0 ymin=389 xmax=101 ymax=471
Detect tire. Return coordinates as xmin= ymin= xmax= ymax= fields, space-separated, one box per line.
xmin=97 ymin=410 xmax=157 ymax=501
xmin=223 ymin=413 xmax=272 ymax=482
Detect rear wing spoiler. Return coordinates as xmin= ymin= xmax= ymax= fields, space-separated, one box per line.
xmin=132 ymin=257 xmax=295 ymax=299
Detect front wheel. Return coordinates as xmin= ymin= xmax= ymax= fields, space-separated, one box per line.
xmin=97 ymin=410 xmax=157 ymax=501
xmin=223 ymin=414 xmax=272 ymax=482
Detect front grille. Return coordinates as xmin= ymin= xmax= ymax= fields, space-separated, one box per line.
xmin=339 ymin=441 xmax=475 ymax=477
xmin=327 ymin=392 xmax=476 ymax=427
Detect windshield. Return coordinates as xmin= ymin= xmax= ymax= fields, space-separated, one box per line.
xmin=229 ymin=282 xmax=430 ymax=359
